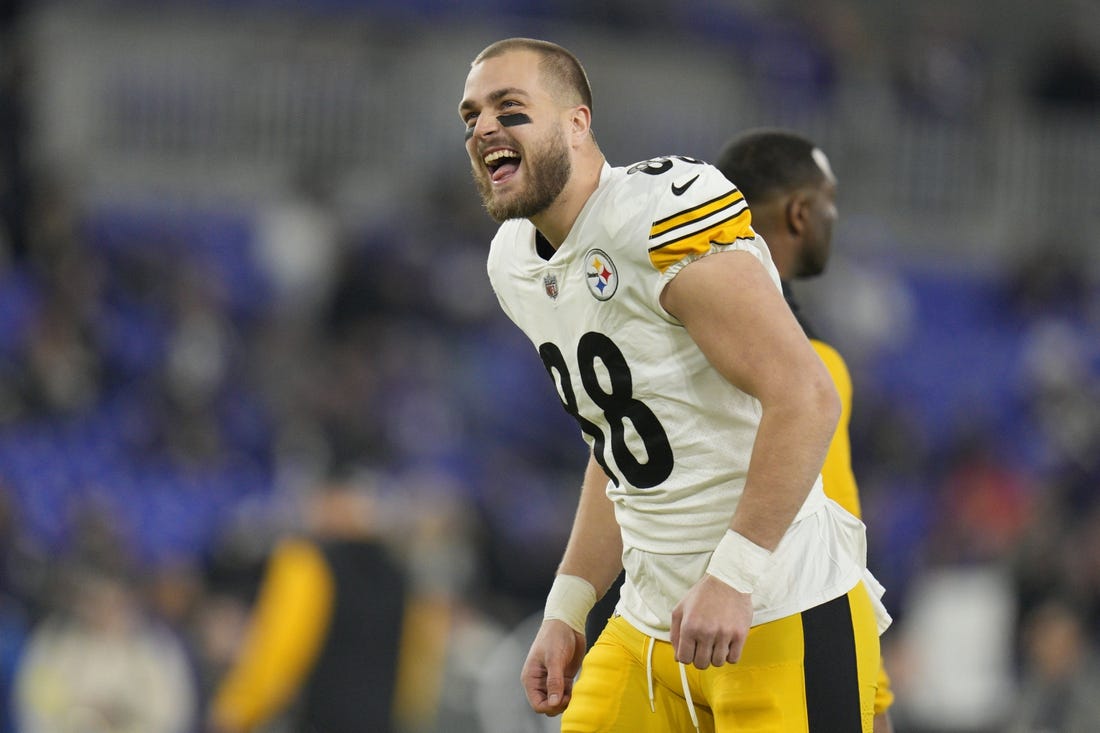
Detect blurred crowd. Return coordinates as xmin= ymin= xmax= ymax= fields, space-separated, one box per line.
xmin=0 ymin=1 xmax=1099 ymax=732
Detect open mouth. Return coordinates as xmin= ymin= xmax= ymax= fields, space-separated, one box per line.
xmin=484 ymin=148 xmax=521 ymax=184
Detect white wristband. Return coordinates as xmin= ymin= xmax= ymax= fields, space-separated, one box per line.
xmin=543 ymin=574 xmax=597 ymax=634
xmin=705 ymin=530 xmax=772 ymax=595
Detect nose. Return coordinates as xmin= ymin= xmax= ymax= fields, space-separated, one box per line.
xmin=470 ymin=113 xmax=501 ymax=141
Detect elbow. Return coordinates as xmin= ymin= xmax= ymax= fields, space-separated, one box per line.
xmin=763 ymin=369 xmax=839 ymax=435
xmin=784 ymin=359 xmax=840 ymax=435
xmin=755 ymin=356 xmax=841 ymax=434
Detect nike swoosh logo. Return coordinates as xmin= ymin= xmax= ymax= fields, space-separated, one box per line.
xmin=671 ymin=174 xmax=700 ymax=196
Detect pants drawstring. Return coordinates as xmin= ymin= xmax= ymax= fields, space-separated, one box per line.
xmin=677 ymin=661 xmax=701 ymax=733
xmin=644 ymin=635 xmax=656 ymax=713
xmin=642 ymin=633 xmax=701 ymax=732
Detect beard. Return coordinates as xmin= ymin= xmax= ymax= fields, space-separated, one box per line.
xmin=472 ymin=127 xmax=572 ymax=223
xmin=797 ymin=247 xmax=828 ymax=278
xmin=796 ymin=229 xmax=832 ymax=279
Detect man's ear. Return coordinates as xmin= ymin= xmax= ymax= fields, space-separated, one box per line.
xmin=785 ymin=194 xmax=808 ymax=237
xmin=569 ymin=105 xmax=592 ymax=142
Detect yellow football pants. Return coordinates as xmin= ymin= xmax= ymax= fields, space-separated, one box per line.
xmin=562 ymin=583 xmax=880 ymax=732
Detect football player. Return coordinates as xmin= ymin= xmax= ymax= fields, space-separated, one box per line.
xmin=459 ymin=38 xmax=890 ymax=732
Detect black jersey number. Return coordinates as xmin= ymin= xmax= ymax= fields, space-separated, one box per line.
xmin=539 ymin=333 xmax=673 ymax=489
xmin=626 ymin=155 xmax=704 ymax=176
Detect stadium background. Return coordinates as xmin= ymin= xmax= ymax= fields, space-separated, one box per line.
xmin=1 ymin=0 xmax=1099 ymax=730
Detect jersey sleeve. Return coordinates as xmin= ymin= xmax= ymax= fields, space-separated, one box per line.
xmin=639 ymin=158 xmax=762 ymax=283
xmin=209 ymin=538 xmax=335 ymax=731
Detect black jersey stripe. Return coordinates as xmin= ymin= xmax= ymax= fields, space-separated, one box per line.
xmin=647 ymin=208 xmax=751 ymax=253
xmin=649 ymin=189 xmax=744 ymax=239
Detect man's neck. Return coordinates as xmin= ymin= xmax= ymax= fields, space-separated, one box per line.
xmin=530 ymin=153 xmax=605 ymax=250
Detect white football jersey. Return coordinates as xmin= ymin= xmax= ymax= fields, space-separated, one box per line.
xmin=487 ymin=157 xmax=887 ymax=635
xmin=488 ymin=155 xmax=825 ymax=551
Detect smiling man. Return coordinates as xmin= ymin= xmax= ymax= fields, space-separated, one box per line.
xmin=459 ymin=38 xmax=890 ymax=733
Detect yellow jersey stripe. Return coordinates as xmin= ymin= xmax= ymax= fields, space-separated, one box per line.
xmin=649 ymin=189 xmax=744 ymax=240
xmin=647 ymin=211 xmax=755 ymax=273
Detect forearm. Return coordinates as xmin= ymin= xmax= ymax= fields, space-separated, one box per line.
xmin=730 ymin=382 xmax=838 ymax=551
xmin=556 ymin=452 xmax=623 ymax=598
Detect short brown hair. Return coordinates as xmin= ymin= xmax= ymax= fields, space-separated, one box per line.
xmin=473 ymin=37 xmax=593 ymax=109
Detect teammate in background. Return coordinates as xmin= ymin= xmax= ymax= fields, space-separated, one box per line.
xmin=459 ymin=37 xmax=890 ymax=732
xmin=716 ymin=128 xmax=895 ymax=732
xmin=206 ymin=475 xmax=408 ymax=733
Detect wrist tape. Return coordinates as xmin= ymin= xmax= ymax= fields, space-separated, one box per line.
xmin=543 ymin=574 xmax=597 ymax=634
xmin=705 ymin=529 xmax=772 ymax=594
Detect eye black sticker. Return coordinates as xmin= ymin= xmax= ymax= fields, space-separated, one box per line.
xmin=497 ymin=113 xmax=532 ymax=127
xmin=465 ymin=113 xmax=532 ymax=141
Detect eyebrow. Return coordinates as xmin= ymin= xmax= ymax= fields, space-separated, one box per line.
xmin=459 ymin=86 xmax=531 ymax=117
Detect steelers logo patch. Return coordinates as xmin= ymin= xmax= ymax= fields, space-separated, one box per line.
xmin=584 ymin=249 xmax=618 ymax=301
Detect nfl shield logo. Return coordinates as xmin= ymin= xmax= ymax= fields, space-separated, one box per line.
xmin=544 ymin=273 xmax=559 ymax=300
